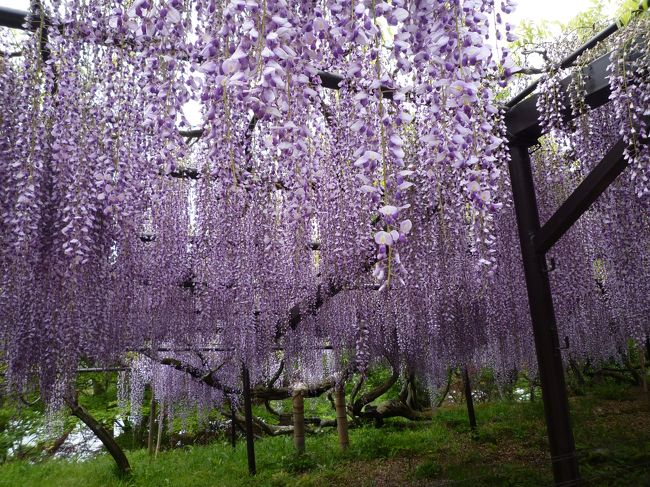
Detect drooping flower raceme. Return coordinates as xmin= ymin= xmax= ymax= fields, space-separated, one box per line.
xmin=1 ymin=0 xmax=647 ymax=421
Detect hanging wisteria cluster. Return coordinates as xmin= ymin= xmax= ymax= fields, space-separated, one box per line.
xmin=0 ymin=0 xmax=648 ymax=420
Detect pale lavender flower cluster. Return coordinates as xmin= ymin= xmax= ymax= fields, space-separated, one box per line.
xmin=0 ymin=0 xmax=647 ymax=422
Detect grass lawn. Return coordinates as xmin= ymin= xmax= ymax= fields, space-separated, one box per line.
xmin=1 ymin=384 xmax=649 ymax=487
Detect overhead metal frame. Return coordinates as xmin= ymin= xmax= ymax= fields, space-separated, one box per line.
xmin=504 ymin=12 xmax=646 ymax=485
xmin=505 ymin=0 xmax=647 ymax=109
xmin=0 ymin=6 xmax=33 ymax=30
xmin=2 ymin=5 xmax=649 ymax=486
xmin=0 ymin=7 xmax=393 ymax=99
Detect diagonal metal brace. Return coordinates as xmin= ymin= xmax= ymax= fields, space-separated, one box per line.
xmin=534 ymin=138 xmax=627 ymax=254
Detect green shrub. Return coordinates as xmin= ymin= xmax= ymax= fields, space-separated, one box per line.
xmin=414 ymin=460 xmax=442 ymax=479
xmin=280 ymin=451 xmax=319 ymax=473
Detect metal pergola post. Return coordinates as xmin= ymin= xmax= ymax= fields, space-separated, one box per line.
xmin=462 ymin=365 xmax=477 ymax=432
xmin=241 ymin=365 xmax=256 ymax=475
xmin=507 ymin=142 xmax=580 ymax=485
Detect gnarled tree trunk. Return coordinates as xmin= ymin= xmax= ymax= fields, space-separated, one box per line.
xmin=65 ymin=394 xmax=131 ymax=476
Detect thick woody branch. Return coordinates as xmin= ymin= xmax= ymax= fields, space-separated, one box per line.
xmin=138 ymin=349 xmax=240 ymax=396
xmin=142 ymin=351 xmax=352 ymax=402
xmin=158 ymin=357 xmax=238 ymax=394
xmin=352 ymin=365 xmax=400 ymax=416
xmin=232 ymin=410 xmax=297 ymax=437
xmin=267 ymin=360 xmax=285 ymax=388
xmin=65 ymin=394 xmax=131 ymax=476
xmin=252 ymin=366 xmax=355 ymax=401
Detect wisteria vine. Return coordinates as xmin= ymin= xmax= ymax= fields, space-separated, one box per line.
xmin=0 ymin=1 xmax=648 ymax=423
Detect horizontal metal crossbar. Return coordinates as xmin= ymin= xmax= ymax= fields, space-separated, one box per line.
xmin=505 ymin=24 xmax=618 ymax=109
xmin=506 ymin=1 xmax=647 ymax=109
xmin=4 ymin=6 xmax=641 ymax=146
xmin=0 ymin=6 xmax=33 ymax=30
xmin=0 ymin=7 xmax=393 ymax=99
xmin=131 ymin=345 xmax=334 ymax=352
xmin=505 ymin=52 xmax=613 ymax=143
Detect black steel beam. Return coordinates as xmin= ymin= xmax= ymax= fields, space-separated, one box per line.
xmin=169 ymin=167 xmax=200 ymax=179
xmin=508 ymin=142 xmax=580 ymax=486
xmin=506 ymin=25 xmax=617 ymax=109
xmin=0 ymin=6 xmax=31 ymax=30
xmin=242 ymin=365 xmax=256 ymax=475
xmin=506 ymin=1 xmax=647 ymax=109
xmin=505 ymin=51 xmax=613 ymax=143
xmin=316 ymin=70 xmax=393 ymax=98
xmin=534 ymin=138 xmax=626 ymax=254
xmin=0 ymin=7 xmax=393 ymax=99
xmin=317 ymin=70 xmax=344 ymax=90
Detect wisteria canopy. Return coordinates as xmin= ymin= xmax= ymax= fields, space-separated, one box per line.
xmin=0 ymin=0 xmax=648 ymax=422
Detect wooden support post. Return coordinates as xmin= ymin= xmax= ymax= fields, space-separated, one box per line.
xmin=292 ymin=388 xmax=305 ymax=453
xmin=334 ymin=385 xmax=349 ymax=450
xmin=147 ymin=388 xmax=156 ymax=456
xmin=242 ymin=365 xmax=256 ymax=475
xmin=155 ymin=404 xmax=164 ymax=458
xmin=230 ymin=402 xmax=237 ymax=448
xmin=462 ymin=365 xmax=477 ymax=431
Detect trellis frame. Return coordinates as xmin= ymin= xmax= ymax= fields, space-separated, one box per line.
xmin=504 ymin=15 xmax=647 ymax=483
xmin=1 ymin=5 xmax=649 ymax=486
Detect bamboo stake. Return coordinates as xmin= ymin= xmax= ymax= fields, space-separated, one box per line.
xmin=292 ymin=388 xmax=305 ymax=453
xmin=334 ymin=384 xmax=349 ymax=450
xmin=155 ymin=403 xmax=164 ymax=458
xmin=147 ymin=388 xmax=156 ymax=456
